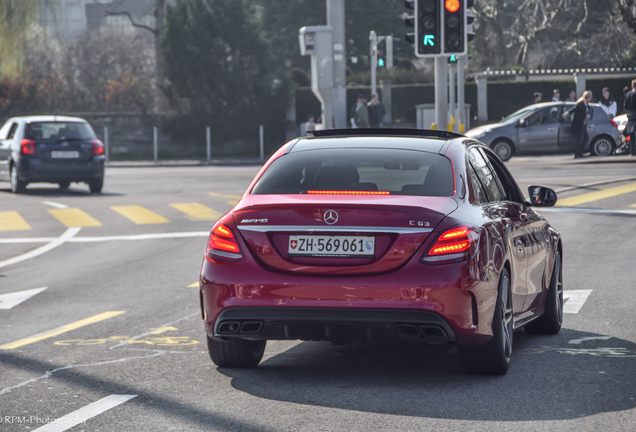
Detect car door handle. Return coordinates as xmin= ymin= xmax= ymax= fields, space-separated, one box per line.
xmin=519 ymin=213 xmax=529 ymax=220
xmin=548 ymin=128 xmax=557 ymax=132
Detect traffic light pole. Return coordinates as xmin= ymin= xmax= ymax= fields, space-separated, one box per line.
xmin=370 ymin=31 xmax=378 ymax=96
xmin=449 ymin=61 xmax=455 ymax=131
xmin=435 ymin=57 xmax=448 ymax=131
xmin=327 ymin=0 xmax=346 ymax=129
xmin=457 ymin=55 xmax=466 ymax=132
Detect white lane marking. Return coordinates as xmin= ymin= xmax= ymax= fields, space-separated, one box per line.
xmin=563 ymin=289 xmax=593 ymax=314
xmin=32 ymin=395 xmax=137 ymax=432
xmin=0 ymin=287 xmax=47 ymax=310
xmin=538 ymin=207 xmax=636 ymax=217
xmin=42 ymin=201 xmax=69 ymax=209
xmin=0 ymin=231 xmax=209 ymax=244
xmin=0 ymin=227 xmax=81 ymax=269
xmin=568 ymin=336 xmax=612 ymax=345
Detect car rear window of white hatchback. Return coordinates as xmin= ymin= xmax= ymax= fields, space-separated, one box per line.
xmin=251 ymin=148 xmax=454 ymax=196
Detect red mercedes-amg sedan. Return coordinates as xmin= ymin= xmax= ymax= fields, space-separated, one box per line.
xmin=199 ymin=129 xmax=563 ymax=374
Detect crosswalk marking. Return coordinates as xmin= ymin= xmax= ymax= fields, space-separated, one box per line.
xmin=556 ymin=182 xmax=636 ymax=207
xmin=0 ymin=211 xmax=32 ymax=231
xmin=48 ymin=208 xmax=102 ymax=227
xmin=208 ymin=192 xmax=242 ymax=199
xmin=169 ymin=203 xmax=220 ymax=221
xmin=563 ymin=290 xmax=593 ymax=314
xmin=111 ymin=205 xmax=169 ymax=224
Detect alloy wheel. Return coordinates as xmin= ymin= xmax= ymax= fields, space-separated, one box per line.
xmin=592 ymin=138 xmax=613 ymax=156
xmin=500 ymin=274 xmax=513 ymax=362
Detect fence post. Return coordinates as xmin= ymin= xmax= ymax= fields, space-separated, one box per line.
xmin=153 ymin=126 xmax=158 ymax=161
xmin=104 ymin=126 xmax=109 ymax=163
xmin=206 ymin=126 xmax=211 ymax=162
xmin=259 ymin=125 xmax=264 ymax=162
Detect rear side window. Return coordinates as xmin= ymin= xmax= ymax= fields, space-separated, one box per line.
xmin=25 ymin=122 xmax=95 ymax=140
xmin=252 ymin=148 xmax=455 ymax=196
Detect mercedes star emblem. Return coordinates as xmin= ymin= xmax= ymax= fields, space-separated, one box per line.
xmin=323 ymin=210 xmax=338 ymax=225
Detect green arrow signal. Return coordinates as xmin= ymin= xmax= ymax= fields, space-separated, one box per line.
xmin=423 ymin=35 xmax=435 ymax=46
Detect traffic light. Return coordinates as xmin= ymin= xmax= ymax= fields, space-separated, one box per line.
xmin=443 ymin=0 xmax=465 ymax=54
xmin=447 ymin=54 xmax=457 ymax=63
xmin=404 ymin=0 xmax=415 ymax=45
xmin=466 ymin=0 xmax=475 ymax=44
xmin=378 ymin=42 xmax=386 ymax=67
xmin=417 ymin=0 xmax=442 ymax=56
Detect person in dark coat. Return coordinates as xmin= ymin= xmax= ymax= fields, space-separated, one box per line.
xmin=564 ymin=90 xmax=593 ymax=159
xmin=623 ymin=79 xmax=636 ymax=156
xmin=367 ymin=93 xmax=386 ymax=128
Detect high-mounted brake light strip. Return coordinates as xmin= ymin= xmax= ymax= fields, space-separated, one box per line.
xmin=307 ymin=190 xmax=391 ymax=195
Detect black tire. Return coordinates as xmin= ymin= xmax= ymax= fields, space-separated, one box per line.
xmin=58 ymin=181 xmax=70 ymax=189
xmin=491 ymin=140 xmax=514 ymax=161
xmin=459 ymin=268 xmax=513 ymax=375
xmin=525 ymin=250 xmax=563 ymax=335
xmin=10 ymin=165 xmax=27 ymax=194
xmin=207 ymin=336 xmax=266 ymax=368
xmin=590 ymin=136 xmax=615 ymax=156
xmin=89 ymin=179 xmax=103 ymax=193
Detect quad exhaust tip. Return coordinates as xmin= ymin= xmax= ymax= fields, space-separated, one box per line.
xmin=218 ymin=320 xmax=264 ymax=335
xmin=394 ymin=323 xmax=447 ymax=339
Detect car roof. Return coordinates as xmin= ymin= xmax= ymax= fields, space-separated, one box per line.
xmin=289 ymin=129 xmax=464 ymax=155
xmin=8 ymin=115 xmax=88 ymax=123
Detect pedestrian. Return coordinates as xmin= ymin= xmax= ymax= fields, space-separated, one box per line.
xmin=618 ymin=86 xmax=630 ymax=115
xmin=568 ymin=89 xmax=577 ymax=102
xmin=352 ymin=94 xmax=369 ymax=128
xmin=564 ymin=90 xmax=593 ymax=159
xmin=367 ymin=93 xmax=386 ymax=128
xmin=598 ymin=87 xmax=617 ymax=119
xmin=303 ymin=115 xmax=316 ymax=134
xmin=552 ymin=89 xmax=560 ymax=102
xmin=531 ymin=92 xmax=542 ymax=105
xmin=623 ymin=79 xmax=636 ymax=156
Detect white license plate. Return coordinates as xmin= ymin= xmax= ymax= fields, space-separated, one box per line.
xmin=51 ymin=151 xmax=80 ymax=159
xmin=288 ymin=235 xmax=375 ymax=257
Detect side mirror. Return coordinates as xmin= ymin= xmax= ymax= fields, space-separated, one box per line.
xmin=527 ymin=185 xmax=557 ymax=207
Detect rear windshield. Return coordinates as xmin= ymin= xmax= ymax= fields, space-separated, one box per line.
xmin=25 ymin=122 xmax=95 ymax=140
xmin=251 ymin=148 xmax=454 ymax=196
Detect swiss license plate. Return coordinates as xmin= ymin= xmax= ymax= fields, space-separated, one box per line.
xmin=288 ymin=235 xmax=375 ymax=257
xmin=51 ymin=150 xmax=80 ymax=159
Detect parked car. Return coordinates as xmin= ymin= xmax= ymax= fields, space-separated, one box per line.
xmin=466 ymin=102 xmax=621 ymax=161
xmin=0 ymin=116 xmax=105 ymax=193
xmin=612 ymin=113 xmax=630 ymax=154
xmin=199 ymin=129 xmax=563 ymax=375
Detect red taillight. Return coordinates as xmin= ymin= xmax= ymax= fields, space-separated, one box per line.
xmin=92 ymin=139 xmax=105 ymax=155
xmin=307 ymin=190 xmax=391 ymax=195
xmin=421 ymin=226 xmax=477 ymax=264
xmin=609 ymin=119 xmax=618 ymax=128
xmin=627 ymin=135 xmax=631 ymax=142
xmin=205 ymin=222 xmax=243 ymax=262
xmin=20 ymin=139 xmax=36 ymax=155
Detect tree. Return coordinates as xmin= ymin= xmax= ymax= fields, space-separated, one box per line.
xmin=0 ymin=0 xmax=39 ymax=76
xmin=160 ymin=0 xmax=289 ymax=145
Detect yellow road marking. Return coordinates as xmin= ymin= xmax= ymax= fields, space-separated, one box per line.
xmin=48 ymin=208 xmax=102 ymax=227
xmin=631 ymin=203 xmax=636 ymax=208
xmin=0 ymin=311 xmax=125 ymax=350
xmin=150 ymin=326 xmax=178 ymax=335
xmin=111 ymin=205 xmax=169 ymax=224
xmin=169 ymin=203 xmax=220 ymax=221
xmin=556 ymin=182 xmax=636 ymax=207
xmin=227 ymin=200 xmax=238 ymax=205
xmin=208 ymin=192 xmax=242 ymax=199
xmin=187 ymin=282 xmax=199 ymax=288
xmin=0 ymin=211 xmax=32 ymax=231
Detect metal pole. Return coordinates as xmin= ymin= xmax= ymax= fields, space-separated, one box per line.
xmin=449 ymin=61 xmax=456 ymax=132
xmin=386 ymin=35 xmax=393 ymax=70
xmin=206 ymin=126 xmax=211 ymax=161
xmin=457 ymin=56 xmax=466 ymax=133
xmin=434 ymin=57 xmax=448 ymax=130
xmin=104 ymin=126 xmax=109 ymax=163
xmin=327 ymin=0 xmax=347 ymax=129
xmin=153 ymin=126 xmax=158 ymax=161
xmin=370 ymin=31 xmax=377 ymax=96
xmin=259 ymin=125 xmax=264 ymax=162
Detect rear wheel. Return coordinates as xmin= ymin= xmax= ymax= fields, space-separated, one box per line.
xmin=525 ymin=250 xmax=563 ymax=335
xmin=491 ymin=140 xmax=514 ymax=161
xmin=459 ymin=268 xmax=513 ymax=375
xmin=207 ymin=336 xmax=266 ymax=368
xmin=10 ymin=165 xmax=26 ymax=194
xmin=89 ymin=179 xmax=103 ymax=193
xmin=591 ymin=136 xmax=614 ymax=156
xmin=58 ymin=181 xmax=70 ymax=189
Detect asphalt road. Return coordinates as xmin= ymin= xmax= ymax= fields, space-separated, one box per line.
xmin=0 ymin=155 xmax=635 ymax=432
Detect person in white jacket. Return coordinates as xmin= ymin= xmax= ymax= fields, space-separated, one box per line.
xmin=599 ymin=87 xmax=617 ymax=119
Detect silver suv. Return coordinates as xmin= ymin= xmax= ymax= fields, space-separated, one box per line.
xmin=466 ymin=102 xmax=621 ymax=161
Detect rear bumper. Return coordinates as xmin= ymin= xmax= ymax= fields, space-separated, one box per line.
xmin=17 ymin=156 xmax=104 ymax=183
xmin=210 ymin=307 xmax=456 ymax=344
